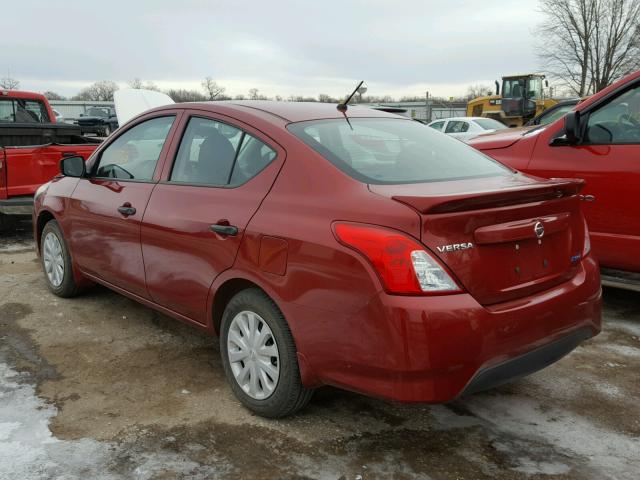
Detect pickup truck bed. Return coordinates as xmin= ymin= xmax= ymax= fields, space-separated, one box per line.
xmin=1 ymin=123 xmax=100 ymax=227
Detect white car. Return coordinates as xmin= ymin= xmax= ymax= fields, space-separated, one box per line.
xmin=52 ymin=108 xmax=65 ymax=124
xmin=427 ymin=116 xmax=508 ymax=142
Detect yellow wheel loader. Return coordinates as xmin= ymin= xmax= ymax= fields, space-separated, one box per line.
xmin=466 ymin=74 xmax=558 ymax=127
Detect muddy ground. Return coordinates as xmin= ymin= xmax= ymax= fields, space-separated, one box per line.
xmin=1 ymin=219 xmax=639 ymax=480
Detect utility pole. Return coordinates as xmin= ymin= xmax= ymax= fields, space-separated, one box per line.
xmin=425 ymin=91 xmax=431 ymax=122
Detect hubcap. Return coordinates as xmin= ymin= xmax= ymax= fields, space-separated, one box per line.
xmin=43 ymin=232 xmax=64 ymax=287
xmin=227 ymin=311 xmax=280 ymax=400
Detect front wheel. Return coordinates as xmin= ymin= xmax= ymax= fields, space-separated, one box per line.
xmin=41 ymin=220 xmax=79 ymax=297
xmin=220 ymin=288 xmax=313 ymax=418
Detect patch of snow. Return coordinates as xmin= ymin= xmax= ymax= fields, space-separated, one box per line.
xmin=603 ymin=345 xmax=640 ymax=358
xmin=464 ymin=394 xmax=640 ymax=480
xmin=0 ymin=361 xmax=225 ymax=479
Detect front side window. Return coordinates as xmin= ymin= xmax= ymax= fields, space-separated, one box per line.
xmin=95 ymin=116 xmax=175 ymax=181
xmin=170 ymin=117 xmax=277 ymax=187
xmin=527 ymin=77 xmax=543 ymax=100
xmin=288 ymin=118 xmax=511 ymax=184
xmin=586 ymin=85 xmax=640 ymax=144
xmin=503 ymin=79 xmax=525 ymax=99
xmin=429 ymin=121 xmax=445 ymax=131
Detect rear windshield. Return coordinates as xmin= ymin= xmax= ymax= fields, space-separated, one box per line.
xmin=0 ymin=98 xmax=50 ymax=123
xmin=474 ymin=118 xmax=508 ymax=130
xmin=287 ymin=118 xmax=511 ymax=184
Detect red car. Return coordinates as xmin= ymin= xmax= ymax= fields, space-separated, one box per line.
xmin=33 ymin=102 xmax=601 ymax=417
xmin=468 ymin=70 xmax=640 ymax=291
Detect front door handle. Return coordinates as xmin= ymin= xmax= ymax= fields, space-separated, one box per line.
xmin=210 ymin=223 xmax=238 ymax=237
xmin=117 ymin=204 xmax=136 ymax=216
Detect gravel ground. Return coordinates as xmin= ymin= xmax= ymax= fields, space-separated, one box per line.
xmin=1 ymin=219 xmax=639 ymax=480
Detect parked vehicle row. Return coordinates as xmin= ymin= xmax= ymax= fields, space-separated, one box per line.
xmin=34 ymin=98 xmax=601 ymax=417
xmin=0 ymin=90 xmax=101 ymax=230
xmin=426 ymin=116 xmax=507 ymax=141
xmin=468 ymin=70 xmax=640 ymax=291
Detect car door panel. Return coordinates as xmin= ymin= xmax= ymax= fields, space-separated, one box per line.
xmin=141 ymin=113 xmax=285 ymax=323
xmin=68 ymin=113 xmax=180 ymax=297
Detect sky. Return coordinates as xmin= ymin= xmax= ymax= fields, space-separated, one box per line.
xmin=3 ymin=0 xmax=545 ymax=100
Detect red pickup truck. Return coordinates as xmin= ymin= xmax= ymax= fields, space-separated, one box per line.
xmin=0 ymin=90 xmax=100 ymax=229
xmin=468 ymin=70 xmax=640 ymax=291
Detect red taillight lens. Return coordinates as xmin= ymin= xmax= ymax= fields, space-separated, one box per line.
xmin=333 ymin=222 xmax=461 ymax=295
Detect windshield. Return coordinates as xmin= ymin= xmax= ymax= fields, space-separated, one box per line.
xmin=539 ymin=104 xmax=575 ymax=125
xmin=287 ymin=118 xmax=511 ymax=184
xmin=474 ymin=118 xmax=507 ymax=130
xmin=87 ymin=107 xmax=110 ymax=117
xmin=502 ymin=79 xmax=525 ymax=99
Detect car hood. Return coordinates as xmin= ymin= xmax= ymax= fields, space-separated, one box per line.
xmin=114 ymin=89 xmax=174 ymax=125
xmin=466 ymin=126 xmax=539 ymax=150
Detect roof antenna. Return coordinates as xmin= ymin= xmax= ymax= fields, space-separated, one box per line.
xmin=337 ymin=81 xmax=367 ymax=112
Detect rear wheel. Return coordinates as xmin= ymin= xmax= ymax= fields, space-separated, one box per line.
xmin=41 ymin=220 xmax=79 ymax=297
xmin=220 ymin=288 xmax=313 ymax=418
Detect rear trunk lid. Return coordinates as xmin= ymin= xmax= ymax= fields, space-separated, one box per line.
xmin=370 ymin=174 xmax=587 ymax=305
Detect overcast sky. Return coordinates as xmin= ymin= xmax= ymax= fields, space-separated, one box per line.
xmin=4 ymin=0 xmax=544 ymax=99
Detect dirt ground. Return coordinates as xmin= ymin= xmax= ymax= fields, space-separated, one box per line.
xmin=1 ymin=219 xmax=639 ymax=480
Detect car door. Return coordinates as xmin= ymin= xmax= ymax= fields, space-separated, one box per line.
xmin=140 ymin=112 xmax=284 ymax=324
xmin=529 ymin=82 xmax=640 ymax=271
xmin=68 ymin=113 xmax=180 ymax=297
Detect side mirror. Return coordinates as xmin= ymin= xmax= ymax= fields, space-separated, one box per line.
xmin=60 ymin=156 xmax=86 ymax=177
xmin=564 ymin=111 xmax=581 ymax=144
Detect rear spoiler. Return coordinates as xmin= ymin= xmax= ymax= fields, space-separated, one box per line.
xmin=392 ymin=179 xmax=585 ymax=214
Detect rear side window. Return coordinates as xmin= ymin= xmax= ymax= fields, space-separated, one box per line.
xmin=445 ymin=121 xmax=469 ymax=133
xmin=287 ymin=118 xmax=511 ymax=184
xmin=170 ymin=116 xmax=276 ymax=187
xmin=429 ymin=121 xmax=445 ymax=131
xmin=0 ymin=98 xmax=50 ymax=123
xmin=95 ymin=116 xmax=175 ymax=181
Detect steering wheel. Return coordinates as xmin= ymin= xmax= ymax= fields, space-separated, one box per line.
xmin=619 ymin=114 xmax=640 ymax=140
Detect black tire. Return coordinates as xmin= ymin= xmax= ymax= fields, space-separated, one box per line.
xmin=220 ymin=288 xmax=313 ymax=418
xmin=40 ymin=220 xmax=80 ymax=298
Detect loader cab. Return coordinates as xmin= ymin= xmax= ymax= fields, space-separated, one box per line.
xmin=501 ymin=74 xmax=545 ymax=120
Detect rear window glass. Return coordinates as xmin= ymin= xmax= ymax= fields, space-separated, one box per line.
xmin=287 ymin=118 xmax=511 ymax=184
xmin=0 ymin=98 xmax=50 ymax=123
xmin=474 ymin=118 xmax=508 ymax=130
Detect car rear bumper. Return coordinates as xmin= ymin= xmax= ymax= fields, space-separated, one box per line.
xmin=293 ymin=254 xmax=602 ymax=402
xmin=0 ymin=196 xmax=34 ymax=215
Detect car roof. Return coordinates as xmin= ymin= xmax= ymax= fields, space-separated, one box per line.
xmin=151 ymin=101 xmax=403 ymax=123
xmin=0 ymin=90 xmax=48 ymax=101
xmin=429 ymin=117 xmax=486 ymax=123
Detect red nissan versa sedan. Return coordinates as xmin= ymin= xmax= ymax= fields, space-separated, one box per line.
xmin=33 ymin=102 xmax=602 ymax=417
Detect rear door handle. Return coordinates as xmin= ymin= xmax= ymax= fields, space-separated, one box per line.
xmin=117 ymin=204 xmax=136 ymax=216
xmin=210 ymin=223 xmax=238 ymax=236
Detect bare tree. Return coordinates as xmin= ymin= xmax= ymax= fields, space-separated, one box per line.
xmin=248 ymin=88 xmax=260 ymax=100
xmin=72 ymin=81 xmax=119 ymax=101
xmin=42 ymin=91 xmax=66 ymax=100
xmin=201 ymin=77 xmax=226 ymax=100
xmin=166 ymin=89 xmax=207 ymax=102
xmin=537 ymin=0 xmax=640 ymax=95
xmin=128 ymin=78 xmax=144 ymax=89
xmin=0 ymin=77 xmax=20 ymax=90
xmin=466 ymin=84 xmax=494 ymax=100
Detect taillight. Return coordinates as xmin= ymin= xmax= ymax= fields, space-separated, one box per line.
xmin=333 ymin=222 xmax=462 ymax=295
